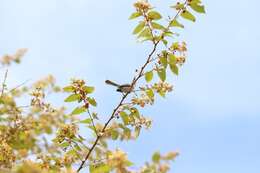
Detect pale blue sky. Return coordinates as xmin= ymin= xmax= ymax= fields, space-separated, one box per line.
xmin=1 ymin=0 xmax=260 ymax=172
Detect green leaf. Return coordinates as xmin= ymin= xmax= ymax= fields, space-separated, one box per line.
xmin=111 ymin=130 xmax=119 ymax=140
xmin=152 ymin=152 xmax=161 ymax=163
xmin=138 ymin=28 xmax=152 ymax=38
xmin=134 ymin=126 xmax=141 ymax=138
xmin=120 ymin=111 xmax=129 ymax=125
xmin=189 ymin=3 xmax=205 ymax=13
xmin=157 ymin=68 xmax=166 ymax=81
xmin=83 ymin=86 xmax=95 ymax=94
xmin=171 ymin=42 xmax=179 ymax=50
xmin=74 ymin=143 xmax=82 ymax=151
xmin=63 ymin=86 xmax=74 ymax=92
xmin=162 ymin=39 xmax=168 ymax=46
xmin=90 ymin=164 xmax=110 ymax=173
xmin=164 ymin=152 xmax=179 ymax=160
xmin=79 ymin=118 xmax=92 ymax=124
xmin=0 ymin=98 xmax=4 ymax=104
xmin=148 ymin=11 xmax=162 ymax=20
xmin=181 ymin=10 xmax=196 ymax=22
xmin=133 ymin=21 xmax=145 ymax=35
xmin=126 ymin=160 xmax=134 ymax=166
xmin=168 ymin=54 xmax=177 ymax=64
xmin=160 ymin=56 xmax=168 ymax=68
xmin=145 ymin=71 xmax=153 ymax=82
xmin=146 ymin=89 xmax=154 ymax=99
xmin=170 ymin=64 xmax=179 ymax=75
xmin=164 ymin=31 xmax=174 ymax=38
xmin=88 ymin=125 xmax=96 ymax=132
xmin=87 ymin=97 xmax=97 ymax=107
xmin=66 ymin=149 xmax=78 ymax=157
xmin=130 ymin=107 xmax=140 ymax=119
xmin=129 ymin=11 xmax=142 ymax=20
xmin=71 ymin=106 xmax=86 ymax=115
xmin=140 ymin=36 xmax=154 ymax=42
xmin=191 ymin=0 xmax=203 ymax=3
xmin=64 ymin=94 xmax=81 ymax=102
xmin=170 ymin=19 xmax=184 ymax=28
xmin=59 ymin=142 xmax=70 ymax=148
xmin=124 ymin=127 xmax=131 ymax=139
xmin=151 ymin=22 xmax=165 ymax=30
xmin=158 ymin=90 xmax=166 ymax=98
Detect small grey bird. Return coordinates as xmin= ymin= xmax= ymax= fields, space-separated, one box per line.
xmin=105 ymin=80 xmax=133 ymax=93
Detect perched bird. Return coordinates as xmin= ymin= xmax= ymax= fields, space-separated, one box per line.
xmin=105 ymin=80 xmax=133 ymax=93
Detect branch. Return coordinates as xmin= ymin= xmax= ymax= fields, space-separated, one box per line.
xmin=8 ymin=79 xmax=31 ymax=94
xmin=1 ymin=69 xmax=8 ymax=98
xmin=76 ymin=2 xmax=188 ymax=171
xmin=162 ymin=0 xmax=188 ymax=38
xmin=77 ymin=41 xmax=159 ymax=172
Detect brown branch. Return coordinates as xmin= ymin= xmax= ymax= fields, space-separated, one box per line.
xmin=76 ymin=42 xmax=159 ymax=172
xmin=76 ymin=2 xmax=187 ymax=171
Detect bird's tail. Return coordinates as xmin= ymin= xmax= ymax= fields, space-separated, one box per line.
xmin=105 ymin=80 xmax=120 ymax=87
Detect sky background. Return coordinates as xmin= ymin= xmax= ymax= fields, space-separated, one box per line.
xmin=1 ymin=0 xmax=260 ymax=172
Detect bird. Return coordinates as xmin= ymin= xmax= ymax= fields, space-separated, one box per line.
xmin=105 ymin=80 xmax=133 ymax=93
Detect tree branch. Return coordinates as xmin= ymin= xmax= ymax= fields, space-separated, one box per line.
xmin=76 ymin=2 xmax=188 ymax=171
xmin=76 ymin=41 xmax=159 ymax=172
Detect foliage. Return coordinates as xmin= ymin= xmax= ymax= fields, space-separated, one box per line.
xmin=0 ymin=0 xmax=205 ymax=172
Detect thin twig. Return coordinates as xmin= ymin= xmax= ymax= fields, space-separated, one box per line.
xmin=1 ymin=69 xmax=8 ymax=97
xmin=9 ymin=79 xmax=31 ymax=93
xmin=142 ymin=9 xmax=156 ymax=44
xmin=161 ymin=0 xmax=189 ymax=39
xmin=87 ymin=109 xmax=98 ymax=136
xmin=69 ymin=141 xmax=84 ymax=161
